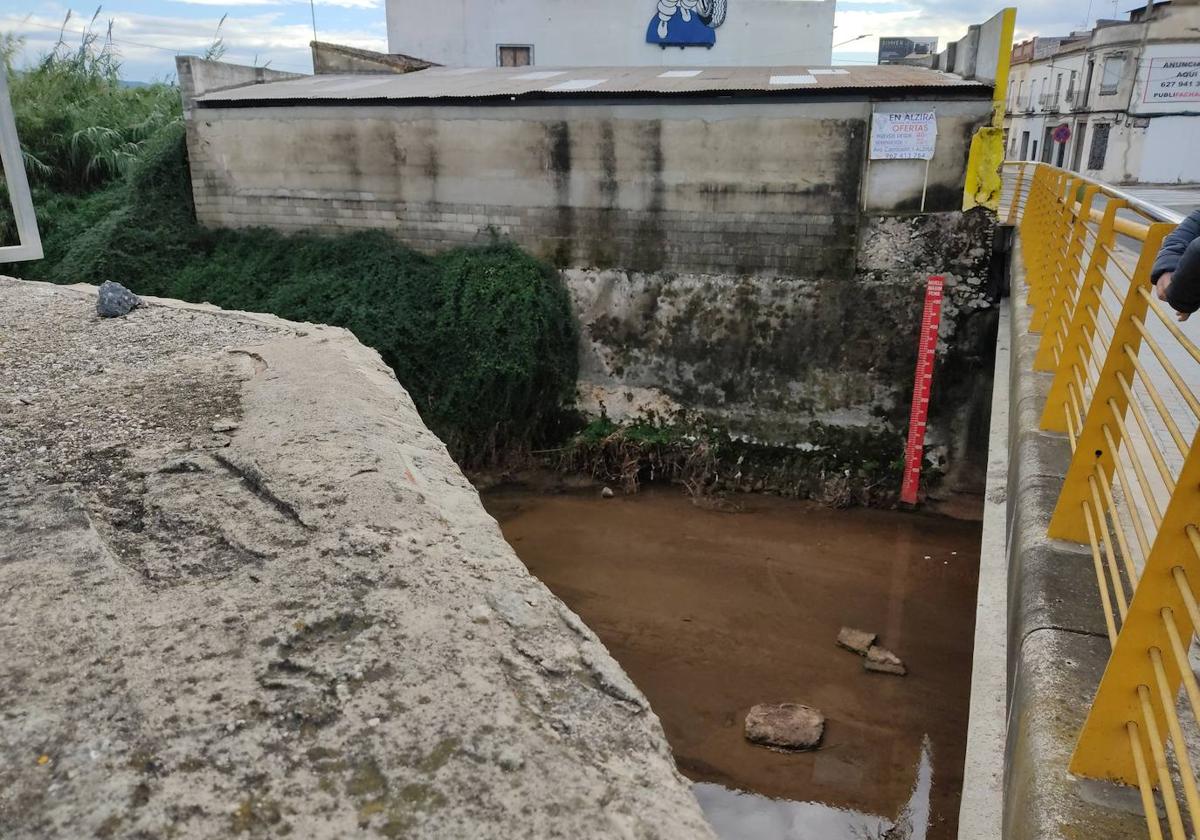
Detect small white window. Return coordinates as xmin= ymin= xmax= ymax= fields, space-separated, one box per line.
xmin=1100 ymin=54 xmax=1125 ymax=95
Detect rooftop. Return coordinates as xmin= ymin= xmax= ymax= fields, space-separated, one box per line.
xmin=196 ymin=63 xmax=990 ymax=107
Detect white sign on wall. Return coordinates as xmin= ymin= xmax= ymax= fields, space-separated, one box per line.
xmin=869 ymin=111 xmax=938 ymax=160
xmin=1142 ymin=57 xmax=1200 ymax=103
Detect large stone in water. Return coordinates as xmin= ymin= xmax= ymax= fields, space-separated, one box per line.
xmin=744 ymin=703 xmax=825 ymax=751
xmin=865 ymin=645 xmax=907 ymax=675
xmin=836 ymin=626 xmax=877 ymax=656
xmin=96 ymin=280 xmax=142 ymax=318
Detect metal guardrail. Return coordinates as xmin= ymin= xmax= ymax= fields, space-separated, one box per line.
xmin=1001 ymin=161 xmax=1200 ymax=839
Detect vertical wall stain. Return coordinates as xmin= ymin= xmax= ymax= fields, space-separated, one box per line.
xmin=589 ymin=121 xmax=620 ymax=268
xmin=546 ymin=120 xmax=574 ymax=267
xmin=631 ymin=120 xmax=666 ymax=273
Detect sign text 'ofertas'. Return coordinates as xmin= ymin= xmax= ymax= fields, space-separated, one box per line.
xmin=869 ymin=111 xmax=938 ymax=161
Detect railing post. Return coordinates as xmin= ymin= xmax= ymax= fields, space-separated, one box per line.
xmin=1070 ymin=424 xmax=1200 ymax=784
xmin=1033 ymin=182 xmax=1099 ymax=371
xmin=1046 ymin=222 xmax=1174 ymax=544
xmin=1005 ymin=162 xmax=1026 ymax=226
xmin=1039 ymin=199 xmax=1124 ymax=432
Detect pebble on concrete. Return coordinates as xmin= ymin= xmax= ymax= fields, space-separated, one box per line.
xmin=836 ymin=626 xmax=877 ymax=656
xmin=864 ymin=645 xmax=908 ymax=676
xmin=744 ymin=703 xmax=825 ymax=751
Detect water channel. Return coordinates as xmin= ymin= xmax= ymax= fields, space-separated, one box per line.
xmin=482 ymin=486 xmax=982 ymax=840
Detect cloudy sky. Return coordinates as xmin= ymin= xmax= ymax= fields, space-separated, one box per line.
xmin=0 ymin=0 xmax=1117 ymax=81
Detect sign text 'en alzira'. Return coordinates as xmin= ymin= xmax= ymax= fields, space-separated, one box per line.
xmin=1143 ymin=57 xmax=1200 ymax=102
xmin=869 ymin=111 xmax=938 ymax=161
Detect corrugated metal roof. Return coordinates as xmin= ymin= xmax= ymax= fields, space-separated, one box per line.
xmin=196 ymin=64 xmax=989 ymax=106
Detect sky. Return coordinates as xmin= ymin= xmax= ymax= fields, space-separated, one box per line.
xmin=0 ymin=0 xmax=1129 ymax=82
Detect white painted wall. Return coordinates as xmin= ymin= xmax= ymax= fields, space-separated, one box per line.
xmin=1137 ymin=117 xmax=1200 ymax=183
xmin=386 ymin=0 xmax=835 ymax=67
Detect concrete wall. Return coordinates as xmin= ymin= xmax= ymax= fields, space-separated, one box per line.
xmin=186 ymin=98 xmax=991 ymax=276
xmin=176 ymin=56 xmax=303 ymax=119
xmin=565 ymin=210 xmax=998 ymax=474
xmin=310 ymin=41 xmax=435 ymax=75
xmin=385 ymin=0 xmax=835 ymax=67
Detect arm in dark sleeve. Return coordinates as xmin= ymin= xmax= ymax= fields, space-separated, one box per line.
xmin=1165 ymin=237 xmax=1200 ymax=315
xmin=1152 ymin=209 xmax=1200 ymax=282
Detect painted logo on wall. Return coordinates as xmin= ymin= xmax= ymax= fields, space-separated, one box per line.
xmin=647 ymin=0 xmax=728 ymax=48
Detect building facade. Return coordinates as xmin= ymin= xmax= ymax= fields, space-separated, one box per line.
xmin=385 ymin=0 xmax=835 ymax=68
xmin=1003 ymin=0 xmax=1200 ymax=184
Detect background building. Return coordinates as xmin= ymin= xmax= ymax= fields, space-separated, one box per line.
xmin=1003 ymin=0 xmax=1200 ymax=184
xmin=385 ymin=0 xmax=836 ymax=68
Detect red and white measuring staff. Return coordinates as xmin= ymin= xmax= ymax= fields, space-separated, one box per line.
xmin=900 ymin=275 xmax=945 ymax=506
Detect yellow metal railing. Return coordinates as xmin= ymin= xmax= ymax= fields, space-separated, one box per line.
xmin=1002 ymin=161 xmax=1200 ymax=838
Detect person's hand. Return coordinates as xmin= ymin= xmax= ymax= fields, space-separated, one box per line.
xmin=1156 ymin=272 xmax=1173 ymax=301
xmin=1154 ymin=272 xmax=1191 ymax=322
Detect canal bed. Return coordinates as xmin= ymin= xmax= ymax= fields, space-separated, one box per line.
xmin=482 ymin=486 xmax=982 ymax=840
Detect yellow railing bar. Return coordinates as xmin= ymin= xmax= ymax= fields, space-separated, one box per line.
xmin=1083 ymin=498 xmax=1120 ymax=647
xmin=1104 ymin=428 xmax=1152 ymax=561
xmin=1112 ymin=383 xmax=1178 ymax=488
xmin=1094 ymin=464 xmax=1139 ymax=586
xmin=1160 ymin=606 xmax=1200 ymax=732
xmin=1138 ymin=286 xmax=1200 ymax=366
xmin=1129 ymin=316 xmax=1200 ymax=420
xmin=1126 ymin=721 xmax=1165 ymax=840
xmin=1046 ymin=222 xmax=1172 ymax=544
xmin=1102 ymin=410 xmax=1164 ymax=529
xmin=1136 ymin=684 xmax=1187 ymax=840
xmin=1148 ymin=647 xmax=1200 ymax=826
xmin=1089 ymin=474 xmax=1129 ymax=620
xmin=1122 ymin=345 xmax=1189 ymax=458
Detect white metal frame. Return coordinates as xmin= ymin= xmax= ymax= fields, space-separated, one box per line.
xmin=0 ymin=65 xmax=42 ymax=262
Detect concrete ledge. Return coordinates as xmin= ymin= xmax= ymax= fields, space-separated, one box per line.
xmin=0 ymin=278 xmax=715 ymax=839
xmin=1004 ymin=628 xmax=1147 ymax=840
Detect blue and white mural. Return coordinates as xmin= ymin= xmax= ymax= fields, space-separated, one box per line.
xmin=646 ymin=0 xmax=728 ymax=48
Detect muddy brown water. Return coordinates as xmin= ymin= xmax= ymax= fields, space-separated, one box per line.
xmin=482 ymin=486 xmax=982 ymax=840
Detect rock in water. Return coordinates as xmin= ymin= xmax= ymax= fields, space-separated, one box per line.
xmin=744 ymin=703 xmax=825 ymax=751
xmin=601 ymin=486 xmax=615 ymax=498
xmin=865 ymin=645 xmax=907 ymax=676
xmin=96 ymin=281 xmax=142 ymax=318
xmin=836 ymin=626 xmax=877 ymax=656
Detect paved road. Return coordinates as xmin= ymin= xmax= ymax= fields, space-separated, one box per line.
xmin=1125 ymin=186 xmax=1200 ymax=218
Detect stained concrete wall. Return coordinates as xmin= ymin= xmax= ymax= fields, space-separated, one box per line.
xmin=310 ymin=41 xmax=435 ymax=75
xmin=562 ymin=209 xmax=998 ymax=486
xmin=176 ymin=58 xmax=303 ymax=119
xmin=185 ymin=98 xmax=992 ymax=277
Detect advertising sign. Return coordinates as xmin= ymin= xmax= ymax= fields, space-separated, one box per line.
xmin=1142 ymin=57 xmax=1200 ymax=103
xmin=878 ymin=37 xmax=938 ymax=64
xmin=869 ymin=111 xmax=938 ymax=160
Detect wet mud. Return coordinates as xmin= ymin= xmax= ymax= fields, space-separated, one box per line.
xmin=483 ymin=487 xmax=982 ymax=839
